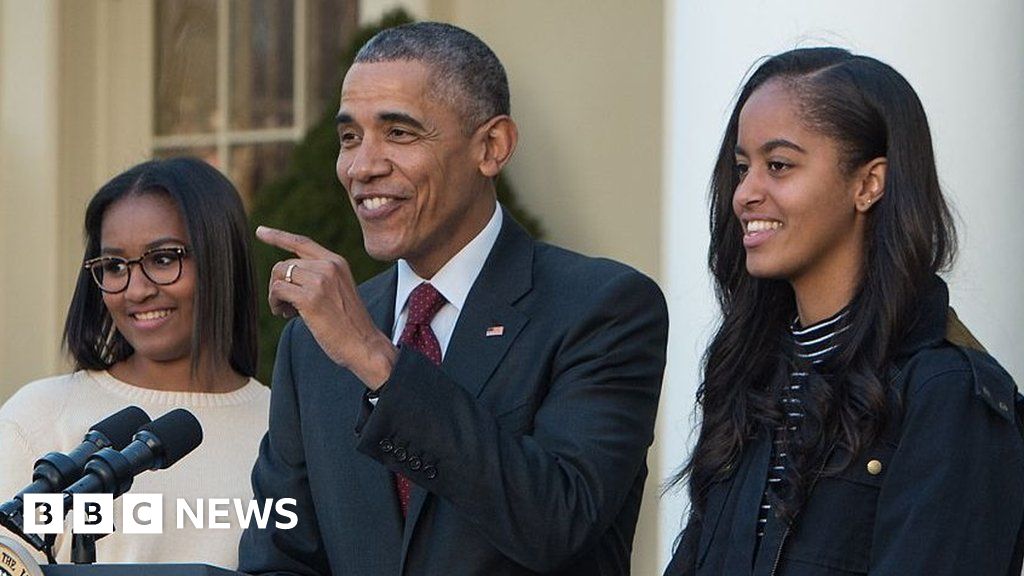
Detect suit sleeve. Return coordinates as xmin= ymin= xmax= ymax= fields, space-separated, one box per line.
xmin=870 ymin=365 xmax=1024 ymax=575
xmin=356 ymin=270 xmax=668 ymax=572
xmin=238 ymin=319 xmax=331 ymax=576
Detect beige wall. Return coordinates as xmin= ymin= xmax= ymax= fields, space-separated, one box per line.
xmin=0 ymin=0 xmax=153 ymax=399
xmin=57 ymin=0 xmax=155 ymax=298
xmin=0 ymin=1 xmax=6 ymax=395
xmin=0 ymin=0 xmax=63 ymax=395
xmin=360 ymin=0 xmax=432 ymax=24
xmin=442 ymin=1 xmax=664 ymax=282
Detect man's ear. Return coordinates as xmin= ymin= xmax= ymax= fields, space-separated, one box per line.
xmin=476 ymin=115 xmax=518 ymax=178
xmin=854 ymin=157 xmax=887 ymax=213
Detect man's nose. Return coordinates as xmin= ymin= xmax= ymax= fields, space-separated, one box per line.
xmin=344 ymin=137 xmax=391 ymax=182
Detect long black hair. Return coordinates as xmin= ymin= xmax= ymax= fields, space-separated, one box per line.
xmin=63 ymin=157 xmax=258 ymax=379
xmin=674 ymin=48 xmax=957 ymax=521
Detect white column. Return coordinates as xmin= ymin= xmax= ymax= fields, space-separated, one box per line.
xmin=660 ymin=0 xmax=1024 ymax=570
xmin=0 ymin=0 xmax=61 ymax=394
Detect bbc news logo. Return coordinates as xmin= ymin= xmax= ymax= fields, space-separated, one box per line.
xmin=21 ymin=494 xmax=297 ymax=535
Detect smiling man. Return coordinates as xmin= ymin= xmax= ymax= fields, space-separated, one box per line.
xmin=239 ymin=22 xmax=668 ymax=575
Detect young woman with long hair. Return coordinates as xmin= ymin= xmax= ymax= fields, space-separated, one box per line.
xmin=666 ymin=48 xmax=1024 ymax=575
xmin=0 ymin=157 xmax=269 ymax=566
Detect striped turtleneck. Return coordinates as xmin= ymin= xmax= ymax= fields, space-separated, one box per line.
xmin=756 ymin=307 xmax=850 ymax=540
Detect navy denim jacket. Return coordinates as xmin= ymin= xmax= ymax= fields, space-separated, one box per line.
xmin=667 ymin=277 xmax=1024 ymax=575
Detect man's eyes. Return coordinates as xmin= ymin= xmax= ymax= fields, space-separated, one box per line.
xmin=339 ymin=128 xmax=418 ymax=145
xmin=340 ymin=130 xmax=361 ymax=147
xmin=387 ymin=127 xmax=418 ymax=142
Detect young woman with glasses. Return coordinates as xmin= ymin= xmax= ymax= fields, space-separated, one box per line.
xmin=0 ymin=157 xmax=269 ymax=566
xmin=665 ymin=48 xmax=1024 ymax=575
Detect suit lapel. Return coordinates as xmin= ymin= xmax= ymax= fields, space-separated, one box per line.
xmin=441 ymin=212 xmax=533 ymax=398
xmin=441 ymin=292 xmax=528 ymax=398
xmin=399 ymin=211 xmax=535 ymax=568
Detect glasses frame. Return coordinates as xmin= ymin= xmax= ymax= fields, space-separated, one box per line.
xmin=83 ymin=246 xmax=190 ymax=294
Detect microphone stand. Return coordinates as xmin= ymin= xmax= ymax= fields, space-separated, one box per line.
xmin=70 ymin=522 xmax=114 ymax=564
xmin=44 ymin=533 xmax=58 ymax=564
xmin=70 ymin=532 xmax=97 ymax=564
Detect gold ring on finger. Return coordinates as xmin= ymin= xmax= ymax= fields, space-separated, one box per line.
xmin=285 ymin=263 xmax=298 ymax=284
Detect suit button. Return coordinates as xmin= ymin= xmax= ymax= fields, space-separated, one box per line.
xmin=423 ymin=465 xmax=437 ymax=479
xmin=394 ymin=447 xmax=408 ymax=462
xmin=379 ymin=439 xmax=394 ymax=453
xmin=867 ymin=459 xmax=883 ymax=475
xmin=408 ymin=456 xmax=422 ymax=471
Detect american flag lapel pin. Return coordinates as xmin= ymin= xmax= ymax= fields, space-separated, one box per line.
xmin=485 ymin=325 xmax=505 ymax=337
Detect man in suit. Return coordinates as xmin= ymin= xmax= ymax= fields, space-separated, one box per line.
xmin=239 ymin=22 xmax=668 ymax=575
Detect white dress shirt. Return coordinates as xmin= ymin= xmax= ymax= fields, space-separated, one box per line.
xmin=391 ymin=203 xmax=503 ymax=359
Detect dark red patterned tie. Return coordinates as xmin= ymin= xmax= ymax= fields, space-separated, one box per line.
xmin=394 ymin=282 xmax=446 ymax=516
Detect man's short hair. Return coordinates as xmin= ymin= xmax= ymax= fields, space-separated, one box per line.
xmin=354 ymin=22 xmax=510 ymax=132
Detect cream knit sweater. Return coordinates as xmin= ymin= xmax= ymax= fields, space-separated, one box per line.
xmin=0 ymin=370 xmax=270 ymax=569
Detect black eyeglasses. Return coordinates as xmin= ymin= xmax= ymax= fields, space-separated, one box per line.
xmin=83 ymin=246 xmax=189 ymax=294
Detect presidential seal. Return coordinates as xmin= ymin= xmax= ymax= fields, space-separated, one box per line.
xmin=0 ymin=536 xmax=43 ymax=576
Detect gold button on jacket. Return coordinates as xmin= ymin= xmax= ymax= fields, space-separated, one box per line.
xmin=867 ymin=459 xmax=883 ymax=475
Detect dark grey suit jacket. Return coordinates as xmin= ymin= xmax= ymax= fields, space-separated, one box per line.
xmin=238 ymin=212 xmax=668 ymax=575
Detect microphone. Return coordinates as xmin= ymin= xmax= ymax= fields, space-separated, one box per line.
xmin=12 ymin=406 xmax=151 ymax=502
xmin=0 ymin=406 xmax=151 ymax=551
xmin=62 ymin=408 xmax=203 ymax=505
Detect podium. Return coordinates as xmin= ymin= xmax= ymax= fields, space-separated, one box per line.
xmin=42 ymin=566 xmax=243 ymax=576
xmin=0 ymin=536 xmax=243 ymax=576
xmin=1 ymin=536 xmax=244 ymax=576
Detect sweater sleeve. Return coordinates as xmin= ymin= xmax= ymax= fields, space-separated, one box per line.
xmin=0 ymin=417 xmax=39 ymax=497
xmin=0 ymin=409 xmax=52 ymax=562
